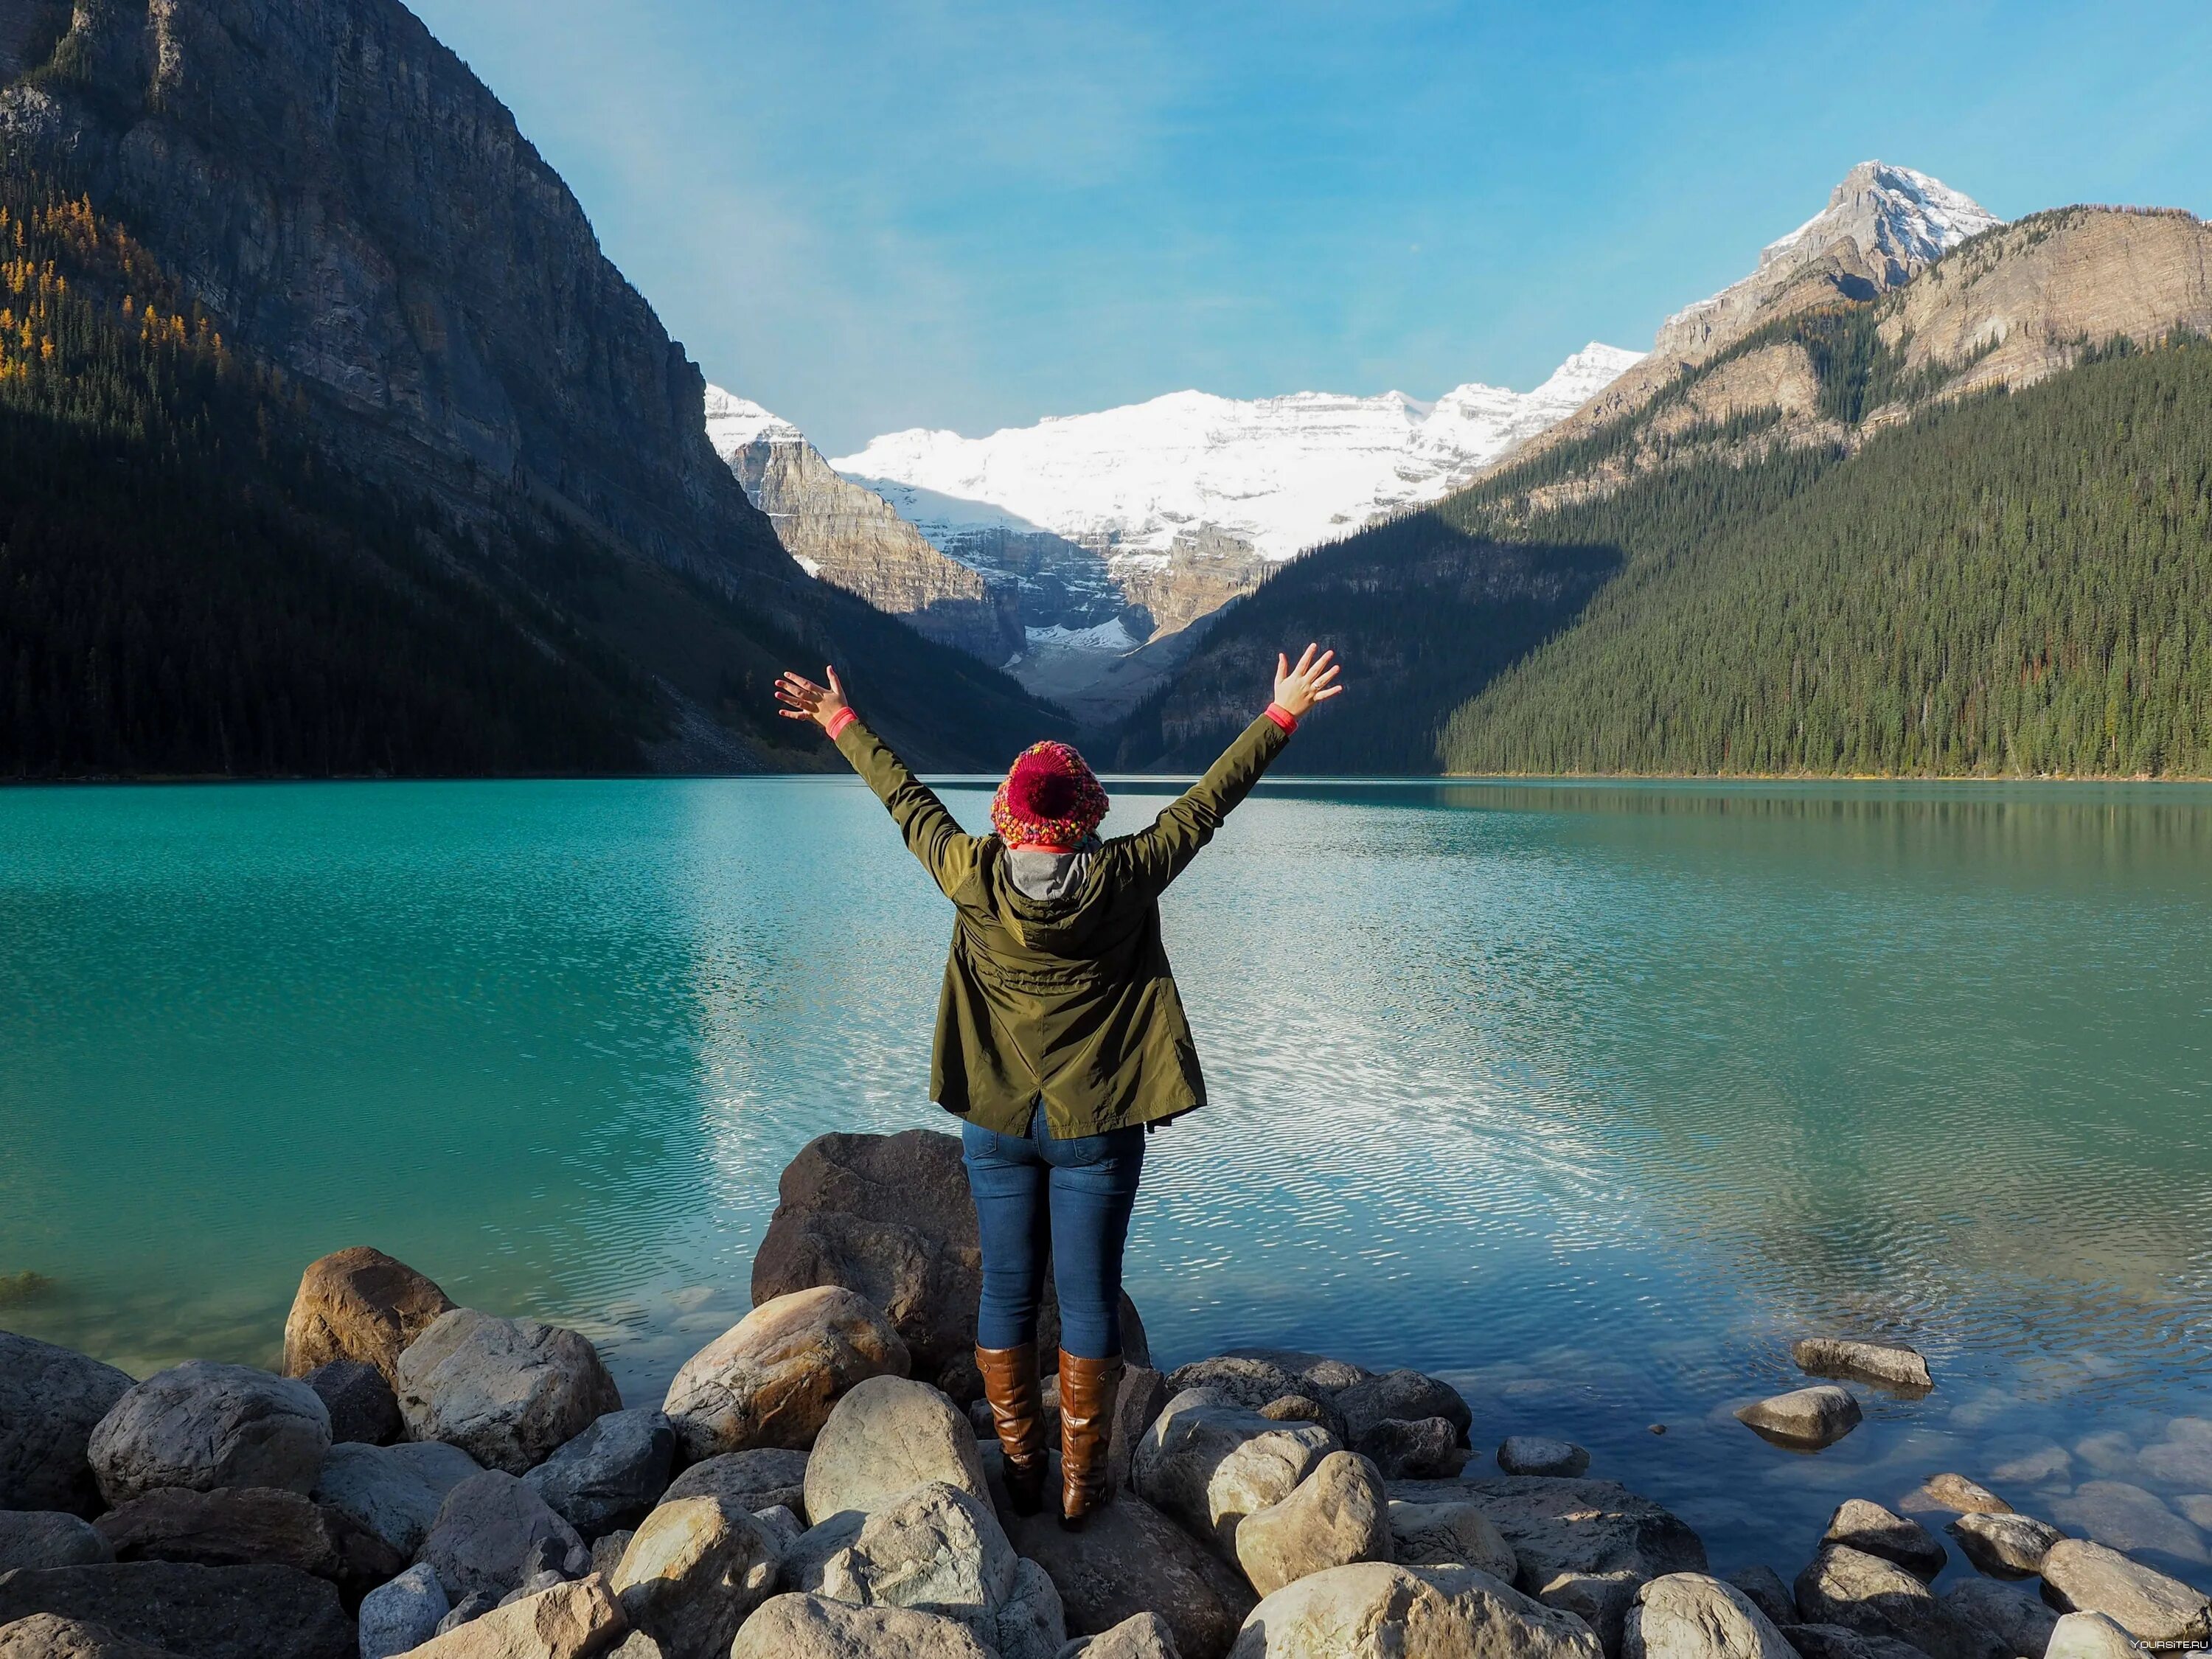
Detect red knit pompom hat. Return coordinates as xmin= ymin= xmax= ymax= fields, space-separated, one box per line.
xmin=992 ymin=741 xmax=1107 ymax=849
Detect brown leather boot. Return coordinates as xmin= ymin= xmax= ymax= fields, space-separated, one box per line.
xmin=975 ymin=1343 xmax=1047 ymax=1516
xmin=1057 ymin=1349 xmax=1124 ymax=1530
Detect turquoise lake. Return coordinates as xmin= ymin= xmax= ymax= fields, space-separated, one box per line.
xmin=4 ymin=774 xmax=2211 ymax=1587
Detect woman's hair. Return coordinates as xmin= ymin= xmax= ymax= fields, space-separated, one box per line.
xmin=992 ymin=740 xmax=1107 ymax=848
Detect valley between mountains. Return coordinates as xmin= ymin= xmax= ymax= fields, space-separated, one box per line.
xmin=0 ymin=0 xmax=2205 ymax=779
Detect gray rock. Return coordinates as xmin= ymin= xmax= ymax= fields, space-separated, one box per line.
xmin=1111 ymin=1367 xmax=1172 ymax=1500
xmin=1234 ymin=1451 xmax=1391 ymax=1599
xmin=782 ymin=1510 xmax=868 ymax=1595
xmin=1793 ymin=1545 xmax=2006 ymax=1659
xmin=89 ymin=1485 xmax=405 ymax=1601
xmin=661 ymin=1287 xmax=909 ymax=1464
xmin=1538 ymin=1571 xmax=1639 ymax=1658
xmin=357 ymin=1561 xmax=449 ymax=1659
xmin=1625 ymin=1573 xmax=1798 ymax=1659
xmin=411 ymin=1577 xmax=625 ymax=1656
xmin=1354 ymin=1418 xmax=1465 ymax=1480
xmin=0 ymin=1334 xmax=136 ymax=1515
xmin=605 ymin=1636 xmax=664 ymax=1659
xmin=86 ymin=1363 xmax=331 ymax=1507
xmin=803 ymin=1376 xmax=990 ymax=1526
xmin=434 ymin=1593 xmax=498 ymax=1635
xmin=280 ymin=1247 xmax=456 ymax=1385
xmin=1921 ymin=1474 xmax=2012 ymax=1515
xmin=1735 ymin=1387 xmax=1860 ymax=1450
xmin=1057 ymin=1611 xmax=1181 ymax=1659
xmin=2039 ymin=1537 xmax=2212 ymax=1644
xmin=496 ymin=1568 xmax=568 ymax=1607
xmin=524 ymin=1408 xmax=675 ymax=1538
xmin=312 ymin=1439 xmax=483 ymax=1559
xmin=301 ymin=1361 xmax=401 ymax=1449
xmin=1388 ymin=1500 xmax=1517 ymax=1581
xmin=1389 ymin=1476 xmax=1709 ymax=1587
xmin=2044 ymin=1612 xmax=2138 ymax=1659
xmin=660 ymin=1448 xmax=810 ymax=1517
xmin=394 ymin=1309 xmax=622 ymax=1476
xmin=589 ymin=1528 xmax=633 ymax=1579
xmin=991 ymin=1470 xmax=1254 ymax=1659
xmin=1254 ymin=1395 xmax=1349 ymax=1448
xmin=1228 ymin=1562 xmax=1605 ymax=1659
xmin=0 ymin=1613 xmax=183 ymax=1658
xmin=1164 ymin=1360 xmax=1308 ymax=1417
xmin=1334 ymin=1371 xmax=1472 ymax=1446
xmin=1219 ymin=1349 xmax=1374 ymax=1397
xmin=1133 ymin=1389 xmax=1340 ymax=1554
xmin=728 ymin=1593 xmax=997 ymax=1658
xmin=754 ymin=1505 xmax=803 ymax=1548
xmin=0 ymin=1563 xmax=352 ymax=1659
xmin=2048 ymin=1481 xmax=2207 ymax=1565
xmin=419 ymin=1470 xmax=588 ymax=1604
xmin=1820 ymin=1500 xmax=1947 ymax=1580
xmin=1946 ymin=1511 xmax=2061 ymax=1576
xmin=1500 ymin=1436 xmax=1590 ymax=1478
xmin=1781 ymin=1622 xmax=1933 ymax=1659
xmin=1941 ymin=1577 xmax=2058 ymax=1658
xmin=818 ymin=1481 xmax=1064 ymax=1659
xmin=1723 ymin=1568 xmax=1795 ymax=1630
xmin=1791 ymin=1340 xmax=1933 ymax=1392
xmin=0 ymin=1512 xmax=113 ymax=1572
xmin=611 ymin=1495 xmax=781 ymax=1659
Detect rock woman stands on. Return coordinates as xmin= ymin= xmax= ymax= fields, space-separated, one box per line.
xmin=773 ymin=645 xmax=1343 ymax=1528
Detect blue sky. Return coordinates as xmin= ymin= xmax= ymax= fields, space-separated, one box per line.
xmin=409 ymin=0 xmax=2211 ymax=455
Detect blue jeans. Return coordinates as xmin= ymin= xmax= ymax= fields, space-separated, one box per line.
xmin=961 ymin=1109 xmax=1146 ymax=1360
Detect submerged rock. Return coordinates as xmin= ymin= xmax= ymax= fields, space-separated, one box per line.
xmin=0 ymin=1334 xmax=136 ymax=1515
xmin=1625 ymin=1572 xmax=1798 ymax=1659
xmin=1919 ymin=1473 xmax=2011 ymax=1515
xmin=1791 ymin=1339 xmax=1933 ymax=1391
xmin=661 ymin=1287 xmax=908 ymax=1463
xmin=2048 ymin=1481 xmax=2208 ymax=1565
xmin=1818 ymin=1500 xmax=1946 ymax=1580
xmin=1228 ymin=1561 xmax=1604 ymax=1659
xmin=86 ymin=1363 xmax=330 ymax=1506
xmin=1734 ymin=1387 xmax=1860 ymax=1450
xmin=394 ymin=1309 xmax=622 ymax=1475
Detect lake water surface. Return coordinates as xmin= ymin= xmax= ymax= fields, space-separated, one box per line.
xmin=4 ymin=774 xmax=2210 ymax=1588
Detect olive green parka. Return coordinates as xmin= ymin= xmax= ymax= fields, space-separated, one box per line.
xmin=832 ymin=710 xmax=1294 ymax=1137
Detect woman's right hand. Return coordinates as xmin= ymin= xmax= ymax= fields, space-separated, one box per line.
xmin=1273 ymin=644 xmax=1343 ymax=717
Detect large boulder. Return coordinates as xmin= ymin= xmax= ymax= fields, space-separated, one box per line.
xmin=1793 ymin=1545 xmax=2006 ymax=1659
xmin=660 ymin=1288 xmax=907 ymax=1463
xmin=802 ymin=1377 xmax=989 ymax=1526
xmin=358 ymin=1562 xmax=449 ymax=1659
xmin=991 ymin=1472 xmax=1254 ymax=1659
xmin=1234 ymin=1452 xmax=1391 ymax=1598
xmin=1735 ymin=1388 xmax=1860 ymax=1449
xmin=2045 ymin=1612 xmax=2140 ymax=1659
xmin=1333 ymin=1372 xmax=1471 ymax=1446
xmin=2049 ymin=1481 xmax=2208 ymax=1564
xmin=1819 ymin=1500 xmax=1946 ymax=1581
xmin=748 ymin=1130 xmax=1148 ymax=1399
xmin=728 ymin=1593 xmax=994 ymax=1659
xmin=311 ymin=1439 xmax=481 ymax=1558
xmin=818 ymin=1481 xmax=1064 ymax=1659
xmin=2038 ymin=1538 xmax=2212 ymax=1644
xmin=0 ymin=1334 xmax=135 ymax=1515
xmin=1389 ymin=1477 xmax=1708 ymax=1590
xmin=1945 ymin=1511 xmax=2060 ymax=1576
xmin=0 ymin=1514 xmax=111 ymax=1573
xmin=1133 ymin=1390 xmax=1339 ymax=1554
xmin=420 ymin=1470 xmax=588 ymax=1604
xmin=86 ymin=1363 xmax=330 ymax=1506
xmin=609 ymin=1495 xmax=780 ymax=1659
xmin=1941 ymin=1578 xmax=2058 ymax=1658
xmin=1354 ymin=1418 xmax=1464 ymax=1480
xmin=0 ymin=1614 xmax=182 ymax=1658
xmin=1624 ymin=1573 xmax=1798 ymax=1659
xmin=660 ymin=1448 xmax=807 ymax=1516
xmin=1228 ymin=1561 xmax=1604 ymax=1659
xmin=395 ymin=1310 xmax=622 ymax=1475
xmin=280 ymin=1248 xmax=456 ymax=1383
xmin=1388 ymin=1500 xmax=1516 ymax=1580
xmin=398 ymin=1575 xmax=625 ymax=1659
xmin=300 ymin=1360 xmax=401 ymax=1447
xmin=525 ymin=1411 xmax=675 ymax=1539
xmin=90 ymin=1486 xmax=403 ymax=1602
xmin=0 ymin=1563 xmax=351 ymax=1659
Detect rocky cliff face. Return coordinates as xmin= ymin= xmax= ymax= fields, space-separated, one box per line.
xmin=706 ymin=388 xmax=1022 ymax=663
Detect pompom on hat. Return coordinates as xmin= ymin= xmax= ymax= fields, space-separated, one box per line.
xmin=992 ymin=740 xmax=1107 ymax=849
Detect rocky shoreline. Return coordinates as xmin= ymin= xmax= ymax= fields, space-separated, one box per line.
xmin=3 ymin=1130 xmax=2207 ymax=1659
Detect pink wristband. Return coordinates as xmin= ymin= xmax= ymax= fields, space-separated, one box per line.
xmin=1263 ymin=702 xmax=1298 ymax=734
xmin=824 ymin=707 xmax=858 ymax=740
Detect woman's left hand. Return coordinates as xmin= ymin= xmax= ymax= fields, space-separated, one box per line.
xmin=774 ymin=666 xmax=850 ymax=730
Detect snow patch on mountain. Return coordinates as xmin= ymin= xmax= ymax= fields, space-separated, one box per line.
xmin=703 ymin=385 xmax=804 ymax=455
xmin=830 ymin=342 xmax=1641 ymax=566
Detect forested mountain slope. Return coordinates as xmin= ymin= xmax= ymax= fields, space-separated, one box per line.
xmin=0 ymin=0 xmax=1059 ymax=777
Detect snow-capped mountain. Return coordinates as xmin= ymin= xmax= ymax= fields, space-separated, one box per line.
xmin=1655 ymin=161 xmax=1999 ymax=360
xmin=830 ymin=342 xmax=1641 ymax=568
